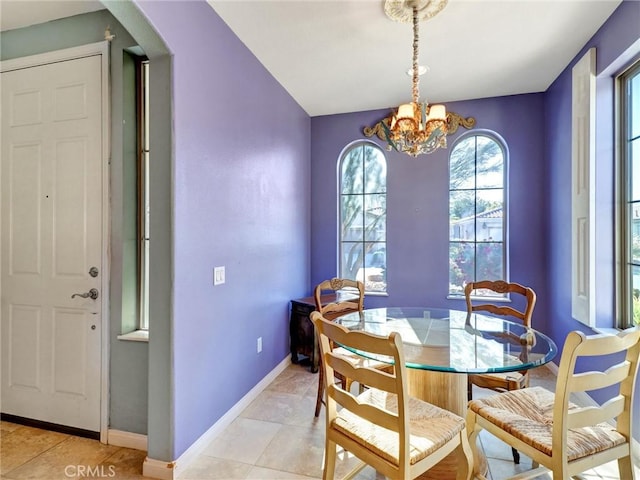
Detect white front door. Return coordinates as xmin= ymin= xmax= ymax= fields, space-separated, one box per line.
xmin=1 ymin=50 xmax=106 ymax=432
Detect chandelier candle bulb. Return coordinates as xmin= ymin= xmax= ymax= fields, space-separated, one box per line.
xmin=427 ymin=104 xmax=446 ymax=121
xmin=397 ymin=103 xmax=415 ymax=120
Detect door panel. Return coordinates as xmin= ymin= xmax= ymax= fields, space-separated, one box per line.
xmin=8 ymin=305 xmax=41 ymax=390
xmin=1 ymin=54 xmax=104 ymax=432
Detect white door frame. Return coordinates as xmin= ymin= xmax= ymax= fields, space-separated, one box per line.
xmin=1 ymin=41 xmax=110 ymax=442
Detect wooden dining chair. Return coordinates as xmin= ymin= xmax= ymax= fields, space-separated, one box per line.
xmin=467 ymin=328 xmax=640 ymax=480
xmin=311 ymin=311 xmax=473 ymax=480
xmin=313 ymin=278 xmax=393 ymax=417
xmin=464 ymin=280 xmax=536 ymax=463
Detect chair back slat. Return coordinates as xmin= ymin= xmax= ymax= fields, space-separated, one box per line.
xmin=472 ymin=304 xmax=524 ymax=319
xmin=321 ymin=302 xmax=361 ymax=320
xmin=322 ymin=321 xmax=395 ymax=356
xmin=571 ymin=330 xmax=640 ymax=356
xmin=329 ymin=384 xmax=401 ymax=433
xmin=325 ymin=352 xmax=396 ymax=393
xmin=566 ymin=396 xmax=625 ymax=429
xmin=570 ymin=361 xmax=631 ymax=392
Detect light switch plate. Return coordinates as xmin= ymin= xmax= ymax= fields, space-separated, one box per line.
xmin=214 ymin=266 xmax=225 ymax=285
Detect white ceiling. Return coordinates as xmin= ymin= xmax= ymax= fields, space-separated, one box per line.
xmin=0 ymin=1 xmax=104 ymax=32
xmin=209 ymin=0 xmax=622 ymax=116
xmin=1 ymin=1 xmax=623 ymax=117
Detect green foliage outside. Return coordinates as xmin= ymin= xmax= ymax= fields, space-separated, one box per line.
xmin=449 ymin=135 xmax=505 ymax=294
xmin=633 ymin=289 xmax=640 ymax=326
xmin=340 ymin=144 xmax=387 ymax=292
xmin=449 ymin=242 xmax=503 ymax=295
xmin=629 ymin=233 xmax=640 ymax=326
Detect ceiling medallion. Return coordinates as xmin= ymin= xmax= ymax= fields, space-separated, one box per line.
xmin=384 ymin=0 xmax=448 ymax=24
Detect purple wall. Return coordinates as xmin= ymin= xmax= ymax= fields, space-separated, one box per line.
xmin=135 ymin=1 xmax=311 ymax=458
xmin=130 ymin=0 xmax=639 ymax=460
xmin=545 ymin=0 xmax=640 ymax=438
xmin=311 ymin=94 xmax=549 ymax=328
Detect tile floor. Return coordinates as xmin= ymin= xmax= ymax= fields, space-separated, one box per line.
xmin=1 ymin=364 xmax=638 ymax=479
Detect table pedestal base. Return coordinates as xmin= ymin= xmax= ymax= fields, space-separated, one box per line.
xmin=407 ymin=369 xmax=467 ymax=416
xmin=407 ymin=370 xmax=488 ymax=480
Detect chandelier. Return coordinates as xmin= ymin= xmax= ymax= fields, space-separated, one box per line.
xmin=382 ymin=0 xmax=448 ymax=157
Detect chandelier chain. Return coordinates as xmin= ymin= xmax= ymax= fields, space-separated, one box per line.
xmin=412 ymin=5 xmax=419 ymax=104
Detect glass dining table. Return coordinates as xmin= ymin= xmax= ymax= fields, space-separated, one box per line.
xmin=335 ymin=306 xmax=558 ymax=479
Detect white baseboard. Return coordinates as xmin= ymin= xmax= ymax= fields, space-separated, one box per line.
xmin=107 ymin=429 xmax=147 ymax=451
xmin=143 ymin=355 xmax=291 ymax=480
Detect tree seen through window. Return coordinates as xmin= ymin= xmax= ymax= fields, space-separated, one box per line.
xmin=449 ymin=134 xmax=506 ymax=296
xmin=339 ymin=142 xmax=387 ymax=293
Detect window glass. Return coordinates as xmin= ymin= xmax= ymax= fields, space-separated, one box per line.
xmin=339 ymin=143 xmax=387 ymax=293
xmin=449 ymin=133 xmax=506 ymax=297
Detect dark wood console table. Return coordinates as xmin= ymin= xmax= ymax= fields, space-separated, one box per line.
xmin=289 ymin=293 xmax=355 ymax=372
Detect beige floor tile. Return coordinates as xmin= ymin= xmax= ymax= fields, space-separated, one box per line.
xmin=202 ymin=417 xmax=282 ymax=465
xmin=528 ymin=365 xmax=558 ymax=391
xmin=240 ymin=389 xmax=323 ymax=428
xmin=246 ymin=466 xmax=319 ymax=479
xmin=267 ymin=365 xmax=318 ymax=397
xmin=254 ymin=423 xmax=363 ymax=479
xmin=254 ymin=423 xmax=326 ymax=477
xmin=0 ymin=422 xmax=23 ymax=434
xmin=178 ymin=455 xmax=252 ymax=480
xmin=478 ymin=430 xmax=529 ymax=464
xmin=348 ymin=465 xmax=386 ymax=480
xmin=589 ymin=459 xmax=640 ymax=479
xmin=486 ymin=457 xmax=551 ymax=480
xmin=0 ymin=426 xmax=69 ymax=476
xmin=89 ymin=447 xmax=147 ymax=479
xmin=4 ymin=436 xmax=120 ymax=480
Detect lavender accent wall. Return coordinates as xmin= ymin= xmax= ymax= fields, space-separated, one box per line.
xmin=134 ymin=1 xmax=311 ymax=459
xmin=311 ymin=94 xmax=549 ymax=329
xmin=545 ymin=0 xmax=640 ymax=439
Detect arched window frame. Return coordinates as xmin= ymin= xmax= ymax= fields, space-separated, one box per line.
xmin=337 ymin=141 xmax=387 ymax=294
xmin=448 ymin=130 xmax=508 ymax=298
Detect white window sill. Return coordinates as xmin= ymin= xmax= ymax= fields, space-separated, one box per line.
xmin=592 ymin=326 xmax=625 ymax=335
xmin=117 ymin=329 xmax=149 ymax=342
xmin=447 ymin=295 xmax=512 ymax=303
xmin=365 ymin=291 xmax=389 ymax=297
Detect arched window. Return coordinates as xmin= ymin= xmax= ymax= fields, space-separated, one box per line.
xmin=339 ymin=142 xmax=387 ymax=293
xmin=449 ymin=132 xmax=507 ymax=297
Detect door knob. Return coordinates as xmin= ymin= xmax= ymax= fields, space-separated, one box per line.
xmin=71 ymin=288 xmax=99 ymax=300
